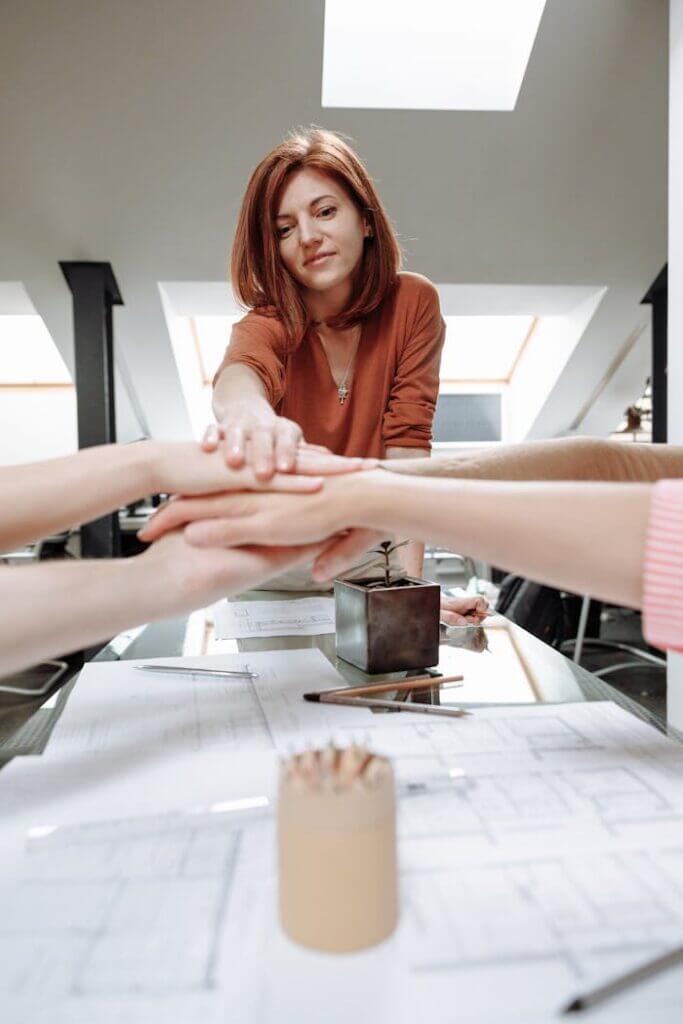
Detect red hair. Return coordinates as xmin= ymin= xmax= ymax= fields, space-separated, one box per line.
xmin=230 ymin=127 xmax=402 ymax=345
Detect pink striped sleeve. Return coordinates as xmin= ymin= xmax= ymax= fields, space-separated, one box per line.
xmin=642 ymin=480 xmax=683 ymax=651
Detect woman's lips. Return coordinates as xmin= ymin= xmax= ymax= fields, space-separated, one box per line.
xmin=305 ymin=252 xmax=334 ymax=267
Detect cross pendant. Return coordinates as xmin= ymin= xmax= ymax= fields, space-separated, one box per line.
xmin=338 ymin=384 xmax=349 ymax=405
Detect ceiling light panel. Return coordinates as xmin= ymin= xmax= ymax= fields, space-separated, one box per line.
xmin=322 ymin=0 xmax=547 ymax=111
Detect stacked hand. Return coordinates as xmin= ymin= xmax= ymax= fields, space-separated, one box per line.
xmin=142 ymin=445 xmax=489 ymax=625
xmin=202 ymin=405 xmax=304 ymax=480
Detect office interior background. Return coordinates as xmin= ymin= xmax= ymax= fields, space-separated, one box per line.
xmin=2 ymin=0 xmax=683 ymax=716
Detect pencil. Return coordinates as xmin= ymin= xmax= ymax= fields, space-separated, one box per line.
xmin=304 ymin=691 xmax=471 ymax=718
xmin=562 ymin=944 xmax=683 ymax=1013
xmin=309 ymin=673 xmax=464 ymax=700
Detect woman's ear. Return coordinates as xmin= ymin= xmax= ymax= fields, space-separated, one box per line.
xmin=363 ymin=218 xmax=374 ymax=239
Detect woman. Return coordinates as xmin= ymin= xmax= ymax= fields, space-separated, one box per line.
xmin=208 ymin=125 xmax=449 ymax=587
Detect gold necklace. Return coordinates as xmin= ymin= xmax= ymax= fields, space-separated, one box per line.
xmin=317 ymin=326 xmax=361 ymax=405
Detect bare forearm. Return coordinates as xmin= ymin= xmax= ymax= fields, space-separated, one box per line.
xmin=0 ymin=443 xmax=155 ymax=551
xmin=212 ymin=365 xmax=271 ymax=421
xmin=354 ymin=474 xmax=651 ymax=609
xmin=381 ymin=437 xmax=683 ymax=484
xmin=0 ymin=558 xmax=165 ymax=677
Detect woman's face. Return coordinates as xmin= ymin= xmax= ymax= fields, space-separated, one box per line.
xmin=275 ymin=168 xmax=369 ymax=296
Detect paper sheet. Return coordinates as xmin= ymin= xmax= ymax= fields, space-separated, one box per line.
xmin=3 ymin=761 xmax=683 ymax=1023
xmin=43 ymin=649 xmax=359 ymax=760
xmin=4 ymin=648 xmax=683 ymax=1021
xmin=214 ymin=597 xmax=335 ymax=639
xmin=0 ymin=806 xmax=271 ymax=1024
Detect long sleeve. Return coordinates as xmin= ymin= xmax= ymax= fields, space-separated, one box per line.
xmin=381 ymin=277 xmax=445 ymax=451
xmin=384 ymin=437 xmax=683 ymax=482
xmin=642 ymin=480 xmax=683 ymax=652
xmin=213 ymin=311 xmax=289 ymax=407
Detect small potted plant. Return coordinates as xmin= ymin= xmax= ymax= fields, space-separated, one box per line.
xmin=334 ymin=541 xmax=441 ymax=674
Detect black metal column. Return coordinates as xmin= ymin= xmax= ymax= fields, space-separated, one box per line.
xmin=641 ymin=265 xmax=668 ymax=444
xmin=60 ymin=261 xmax=123 ymax=557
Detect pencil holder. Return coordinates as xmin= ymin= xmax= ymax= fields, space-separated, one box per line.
xmin=277 ymin=746 xmax=399 ymax=953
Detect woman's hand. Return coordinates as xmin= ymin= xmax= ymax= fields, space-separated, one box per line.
xmin=148 ymin=441 xmax=326 ymax=500
xmin=201 ymin=422 xmax=377 ymax=482
xmin=202 ymin=406 xmax=304 ymax=480
xmin=440 ymin=593 xmax=489 ymax=626
xmin=138 ymin=480 xmax=354 ymax=547
xmin=143 ymin=442 xmax=372 ymax=528
xmin=137 ymin=529 xmax=325 ymax=615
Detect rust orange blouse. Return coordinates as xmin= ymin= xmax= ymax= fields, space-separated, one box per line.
xmin=214 ymin=272 xmax=445 ymax=458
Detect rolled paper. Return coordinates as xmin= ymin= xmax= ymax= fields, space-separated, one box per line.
xmin=278 ymin=746 xmax=398 ymax=952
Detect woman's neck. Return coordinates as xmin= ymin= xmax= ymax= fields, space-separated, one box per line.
xmin=302 ymin=277 xmax=353 ymax=325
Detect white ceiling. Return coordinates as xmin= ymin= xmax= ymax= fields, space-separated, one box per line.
xmin=0 ymin=0 xmax=668 ymax=442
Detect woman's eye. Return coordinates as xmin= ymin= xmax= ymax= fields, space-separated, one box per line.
xmin=277 ymin=225 xmax=292 ymax=239
xmin=318 ymin=206 xmax=336 ymax=218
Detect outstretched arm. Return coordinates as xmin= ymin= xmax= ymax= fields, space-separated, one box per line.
xmin=336 ymin=474 xmax=651 ymax=610
xmin=142 ymin=471 xmax=651 ymax=610
xmin=0 ymin=534 xmax=320 ymax=678
xmin=382 ymin=436 xmax=683 ymax=484
xmin=0 ymin=440 xmax=369 ymax=553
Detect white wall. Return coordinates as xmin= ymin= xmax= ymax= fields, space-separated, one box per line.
xmin=668 ymin=0 xmax=683 ymax=729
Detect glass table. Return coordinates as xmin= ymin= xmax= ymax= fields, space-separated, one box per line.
xmin=0 ymin=590 xmax=672 ymax=765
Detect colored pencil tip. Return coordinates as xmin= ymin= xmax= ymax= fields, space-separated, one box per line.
xmin=562 ymin=998 xmax=583 ymax=1013
xmin=303 ymin=692 xmax=321 ymax=702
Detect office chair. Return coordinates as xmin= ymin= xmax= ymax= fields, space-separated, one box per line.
xmin=561 ymin=594 xmax=666 ymax=677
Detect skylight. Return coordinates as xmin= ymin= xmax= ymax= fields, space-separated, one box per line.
xmin=191 ymin=316 xmax=240 ymax=386
xmin=189 ymin=313 xmax=535 ymax=390
xmin=0 ymin=315 xmax=72 ymax=385
xmin=439 ymin=315 xmax=535 ymax=381
xmin=322 ymin=0 xmax=547 ymax=111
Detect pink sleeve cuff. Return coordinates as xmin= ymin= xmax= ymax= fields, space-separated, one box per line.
xmin=642 ymin=480 xmax=683 ymax=652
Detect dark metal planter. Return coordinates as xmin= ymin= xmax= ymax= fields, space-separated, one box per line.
xmin=334 ymin=576 xmax=441 ymax=674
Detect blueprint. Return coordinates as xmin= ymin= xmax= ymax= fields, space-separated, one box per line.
xmin=214 ymin=597 xmax=335 ymax=639
xmin=0 ymin=806 xmax=271 ymax=1024
xmin=3 ymin=649 xmax=683 ymax=1020
xmin=45 ymin=649 xmax=351 ymax=759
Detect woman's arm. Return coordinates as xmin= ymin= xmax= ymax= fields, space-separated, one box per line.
xmin=1 ymin=442 xmax=153 ymax=552
xmin=382 ymin=436 xmax=683 ymax=483
xmin=343 ymin=474 xmax=651 ymax=610
xmin=143 ymin=472 xmax=651 ymax=610
xmin=210 ymin=315 xmax=305 ymax=478
xmin=212 ymin=363 xmax=302 ymax=475
xmin=0 ymin=534 xmax=320 ymax=678
xmin=0 ymin=440 xmax=354 ymax=553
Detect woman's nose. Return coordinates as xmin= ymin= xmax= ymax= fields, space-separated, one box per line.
xmin=299 ymin=218 xmax=322 ymax=246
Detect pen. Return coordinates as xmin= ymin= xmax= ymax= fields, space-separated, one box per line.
xmin=304 ymin=691 xmax=470 ymax=718
xmin=562 ymin=943 xmax=683 ymax=1014
xmin=135 ymin=664 xmax=259 ymax=680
